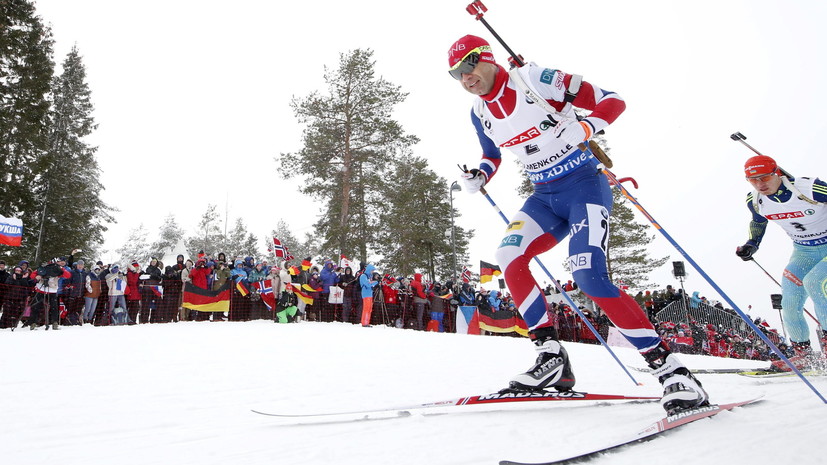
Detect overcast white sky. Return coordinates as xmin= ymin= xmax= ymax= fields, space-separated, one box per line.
xmin=34 ymin=0 xmax=827 ymax=336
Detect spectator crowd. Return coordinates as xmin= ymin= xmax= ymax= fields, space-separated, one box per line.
xmin=0 ymin=251 xmax=786 ymax=364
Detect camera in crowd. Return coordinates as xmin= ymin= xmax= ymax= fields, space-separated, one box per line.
xmin=37 ymin=262 xmax=65 ymax=279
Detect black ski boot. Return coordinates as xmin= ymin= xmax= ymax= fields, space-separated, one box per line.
xmin=509 ymin=327 xmax=575 ymax=392
xmin=644 ymin=342 xmax=709 ymax=415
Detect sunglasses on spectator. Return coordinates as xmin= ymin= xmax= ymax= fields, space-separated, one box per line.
xmin=449 ymin=46 xmax=489 ymax=80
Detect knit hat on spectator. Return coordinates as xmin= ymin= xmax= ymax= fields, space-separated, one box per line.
xmin=744 ymin=155 xmax=778 ymax=177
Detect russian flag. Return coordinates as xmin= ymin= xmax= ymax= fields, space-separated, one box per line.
xmin=0 ymin=215 xmax=23 ymax=247
xmin=456 ymin=306 xmax=481 ymax=335
xmin=149 ymin=285 xmax=164 ymax=298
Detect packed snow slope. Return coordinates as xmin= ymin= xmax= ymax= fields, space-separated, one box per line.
xmin=1 ymin=321 xmax=823 ymax=465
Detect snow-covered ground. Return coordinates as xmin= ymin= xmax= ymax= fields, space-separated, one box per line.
xmin=1 ymin=321 xmax=823 ymax=465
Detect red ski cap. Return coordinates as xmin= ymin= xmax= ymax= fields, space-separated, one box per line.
xmin=744 ymin=155 xmax=778 ymax=178
xmin=447 ymin=35 xmax=496 ymax=69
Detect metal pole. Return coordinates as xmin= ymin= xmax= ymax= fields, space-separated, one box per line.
xmin=34 ymin=181 xmax=50 ymax=265
xmin=450 ymin=181 xmax=461 ymax=285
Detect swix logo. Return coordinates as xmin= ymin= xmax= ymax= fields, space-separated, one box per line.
xmin=767 ymin=211 xmax=805 ymax=220
xmin=569 ymin=219 xmax=587 ymax=236
xmin=502 ymin=127 xmax=541 ymax=147
xmin=554 ymin=71 xmax=566 ymax=91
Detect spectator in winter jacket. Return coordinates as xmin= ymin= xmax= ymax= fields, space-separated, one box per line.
xmin=338 ymin=266 xmax=358 ymax=323
xmin=106 ymin=265 xmax=130 ymax=325
xmin=125 ymin=260 xmax=143 ymax=324
xmin=0 ymin=266 xmax=32 ymax=328
xmin=277 ymin=261 xmax=291 ymax=294
xmin=248 ymin=262 xmax=267 ymax=283
xmin=488 ymin=290 xmax=502 ymax=311
xmin=359 ymin=264 xmax=379 ymax=326
xmin=428 ymin=283 xmax=448 ymax=332
xmin=230 ymin=259 xmax=248 ymax=286
xmin=28 ymin=259 xmax=71 ymax=330
xmin=275 ymin=284 xmax=298 ymax=323
xmin=142 ymin=258 xmax=163 ymax=322
xmin=179 ymin=260 xmax=194 ymax=321
xmin=83 ymin=266 xmax=102 ymax=324
xmin=409 ymin=273 xmax=428 ymax=330
xmin=189 ymin=259 xmax=211 ymax=289
xmin=459 ymin=283 xmax=475 ymax=306
xmin=319 ymin=259 xmax=339 ymax=305
xmin=64 ymin=260 xmax=89 ymax=325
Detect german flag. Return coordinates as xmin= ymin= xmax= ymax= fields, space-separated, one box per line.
xmin=480 ymin=260 xmax=502 ymax=284
xmin=287 ymin=282 xmax=314 ymax=305
xmin=183 ymin=281 xmax=231 ymax=312
xmin=477 ymin=306 xmax=528 ymax=336
xmin=235 ymin=277 xmax=250 ymax=296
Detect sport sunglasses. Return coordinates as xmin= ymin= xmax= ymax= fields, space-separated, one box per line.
xmin=448 ymin=46 xmax=490 ymax=80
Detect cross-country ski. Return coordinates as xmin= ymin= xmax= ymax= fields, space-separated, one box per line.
xmin=498 ymin=397 xmax=763 ymax=465
xmin=251 ymin=390 xmax=659 ymax=422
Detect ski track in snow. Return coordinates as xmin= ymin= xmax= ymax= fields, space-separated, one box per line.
xmin=0 ymin=321 xmax=824 ymax=465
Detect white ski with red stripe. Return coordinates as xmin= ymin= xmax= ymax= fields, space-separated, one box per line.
xmin=251 ymin=390 xmax=659 ymax=422
xmin=499 ymin=396 xmax=763 ymax=465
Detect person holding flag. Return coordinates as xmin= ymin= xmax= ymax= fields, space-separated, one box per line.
xmin=449 ymin=34 xmax=708 ymax=413
xmin=735 ymin=155 xmax=827 ymax=369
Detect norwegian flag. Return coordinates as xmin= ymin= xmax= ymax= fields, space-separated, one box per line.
xmin=272 ymin=237 xmax=287 ymax=258
xmin=252 ymin=279 xmax=275 ymax=310
xmin=617 ymin=280 xmax=630 ymax=291
xmin=461 ymin=266 xmax=472 ymax=284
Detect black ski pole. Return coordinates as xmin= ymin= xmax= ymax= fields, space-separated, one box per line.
xmin=731 ymin=131 xmax=796 ymax=179
xmin=466 ymin=1 xmax=524 ymax=67
xmin=749 ymin=257 xmax=821 ymax=327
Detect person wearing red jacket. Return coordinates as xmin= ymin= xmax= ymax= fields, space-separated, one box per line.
xmin=409 ymin=273 xmax=428 ymax=330
xmin=125 ymin=260 xmax=143 ymax=324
